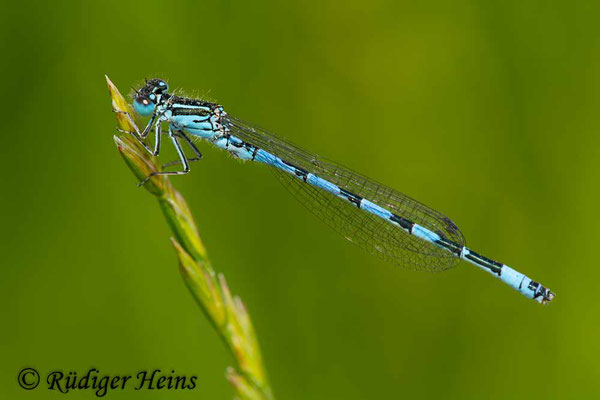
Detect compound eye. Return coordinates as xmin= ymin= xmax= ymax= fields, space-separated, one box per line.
xmin=134 ymin=96 xmax=155 ymax=116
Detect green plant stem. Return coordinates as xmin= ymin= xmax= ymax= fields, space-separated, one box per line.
xmin=106 ymin=76 xmax=273 ymax=400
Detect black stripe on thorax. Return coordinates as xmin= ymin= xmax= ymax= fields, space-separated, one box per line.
xmin=171 ymin=107 xmax=212 ymax=117
xmin=169 ymin=95 xmax=216 ymax=108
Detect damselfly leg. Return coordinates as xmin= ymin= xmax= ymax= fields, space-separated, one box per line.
xmin=152 ymin=118 xmax=161 ymax=156
xmin=161 ymin=131 xmax=203 ymax=168
xmin=137 ymin=128 xmax=191 ymax=187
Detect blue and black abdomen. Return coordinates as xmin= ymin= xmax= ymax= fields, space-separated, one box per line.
xmin=219 ymin=118 xmax=466 ymax=271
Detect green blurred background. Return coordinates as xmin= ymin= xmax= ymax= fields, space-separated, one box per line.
xmin=1 ymin=1 xmax=598 ymax=398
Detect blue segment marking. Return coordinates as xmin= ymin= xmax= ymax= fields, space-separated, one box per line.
xmin=360 ymin=199 xmax=392 ymax=220
xmin=307 ymin=173 xmax=341 ymax=196
xmin=412 ymin=224 xmax=441 ymax=243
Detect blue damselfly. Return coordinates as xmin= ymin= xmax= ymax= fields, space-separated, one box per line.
xmin=114 ymin=78 xmax=555 ymax=304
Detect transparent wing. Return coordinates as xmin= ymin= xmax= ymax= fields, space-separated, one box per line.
xmin=228 ymin=116 xmax=465 ymax=271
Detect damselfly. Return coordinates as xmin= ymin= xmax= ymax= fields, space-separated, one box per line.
xmin=115 ymin=78 xmax=555 ymax=304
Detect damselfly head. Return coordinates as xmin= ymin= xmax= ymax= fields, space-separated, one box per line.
xmin=133 ymin=78 xmax=169 ymax=116
xmin=139 ymin=78 xmax=169 ymax=95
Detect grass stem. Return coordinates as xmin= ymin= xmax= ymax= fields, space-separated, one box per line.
xmin=107 ymin=76 xmax=273 ymax=400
